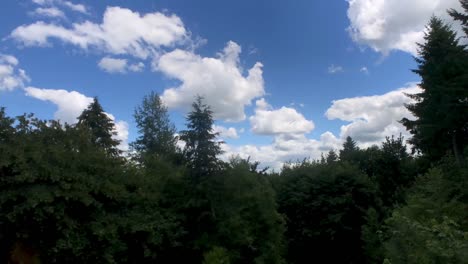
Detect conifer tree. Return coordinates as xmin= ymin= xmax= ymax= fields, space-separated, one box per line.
xmin=401 ymin=17 xmax=468 ymax=162
xmin=77 ymin=97 xmax=120 ymax=156
xmin=180 ymin=96 xmax=222 ymax=182
xmin=132 ymin=92 xmax=177 ymax=161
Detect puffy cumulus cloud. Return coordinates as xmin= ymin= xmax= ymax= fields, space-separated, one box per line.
xmin=213 ymin=125 xmax=239 ymax=139
xmin=98 ymin=57 xmax=145 ymax=73
xmin=221 ymin=132 xmax=342 ymax=171
xmin=325 ymin=84 xmax=421 ymax=147
xmin=32 ymin=7 xmax=65 ymax=18
xmin=11 ymin=6 xmax=187 ymax=59
xmin=221 ymin=84 xmax=423 ymax=170
xmin=249 ymin=98 xmax=315 ymax=135
xmin=158 ymin=41 xmax=265 ymax=122
xmin=24 ymin=87 xmax=93 ymax=123
xmin=347 ymin=0 xmax=463 ymax=55
xmin=24 ymin=87 xmax=129 ymax=150
xmin=0 ymin=54 xmax=30 ymax=91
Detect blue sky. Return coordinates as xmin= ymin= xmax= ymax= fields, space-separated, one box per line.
xmin=0 ymin=0 xmax=463 ymax=169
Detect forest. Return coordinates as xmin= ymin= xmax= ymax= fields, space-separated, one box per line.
xmin=0 ymin=2 xmax=467 ymax=264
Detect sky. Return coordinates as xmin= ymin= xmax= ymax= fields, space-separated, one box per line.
xmin=0 ymin=0 xmax=464 ymax=170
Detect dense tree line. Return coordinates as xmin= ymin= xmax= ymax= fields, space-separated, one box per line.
xmin=1 ymin=2 xmax=467 ymax=263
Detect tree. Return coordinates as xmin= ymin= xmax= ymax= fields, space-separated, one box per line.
xmin=401 ymin=17 xmax=468 ymax=163
xmin=383 ymin=157 xmax=468 ymax=263
xmin=339 ymin=136 xmax=359 ymax=162
xmin=132 ymin=92 xmax=177 ymax=162
xmin=449 ymin=0 xmax=468 ymax=36
xmin=326 ymin=149 xmax=338 ymax=163
xmin=77 ymin=97 xmax=121 ymax=156
xmin=179 ymin=96 xmax=222 ymax=182
xmin=0 ymin=111 xmax=184 ymax=263
xmin=277 ymin=161 xmax=377 ymax=264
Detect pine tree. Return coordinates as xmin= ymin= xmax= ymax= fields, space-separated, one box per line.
xmin=326 ymin=149 xmax=338 ymax=163
xmin=77 ymin=97 xmax=120 ymax=156
xmin=401 ymin=17 xmax=468 ymax=163
xmin=179 ymin=96 xmax=222 ymax=182
xmin=339 ymin=136 xmax=359 ymax=162
xmin=132 ymin=92 xmax=177 ymax=161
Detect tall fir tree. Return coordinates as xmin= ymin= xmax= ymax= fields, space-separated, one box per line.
xmin=77 ymin=97 xmax=120 ymax=156
xmin=132 ymin=92 xmax=177 ymax=161
xmin=401 ymin=17 xmax=468 ymax=163
xmin=180 ymin=96 xmax=222 ymax=182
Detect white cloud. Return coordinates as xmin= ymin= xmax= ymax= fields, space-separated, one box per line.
xmin=249 ymin=98 xmax=314 ymax=135
xmin=98 ymin=57 xmax=127 ymax=73
xmin=158 ymin=41 xmax=265 ymax=122
xmin=325 ymin=83 xmax=420 ymax=147
xmin=0 ymin=54 xmax=30 ymax=91
xmin=24 ymin=87 xmax=93 ymax=123
xmin=32 ymin=7 xmax=65 ymax=18
xmin=213 ymin=125 xmax=239 ymax=139
xmin=347 ymin=0 xmax=463 ymax=55
xmin=62 ymin=1 xmax=87 ymax=14
xmin=221 ymin=84 xmax=421 ymax=170
xmin=128 ymin=62 xmax=144 ymax=72
xmin=328 ymin=64 xmax=343 ymax=74
xmin=31 ymin=0 xmax=88 ymax=14
xmin=360 ymin=66 xmax=369 ymax=74
xmin=24 ymin=87 xmax=129 ymax=150
xmin=221 ymin=132 xmax=341 ymax=171
xmin=11 ymin=6 xmax=187 ymax=59
xmin=97 ymin=57 xmax=145 ymax=73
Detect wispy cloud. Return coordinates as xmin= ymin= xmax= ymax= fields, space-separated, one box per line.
xmin=328 ymin=64 xmax=344 ymax=74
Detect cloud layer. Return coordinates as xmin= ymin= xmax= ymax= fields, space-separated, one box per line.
xmin=158 ymin=41 xmax=265 ymax=122
xmin=325 ymin=84 xmax=420 ymax=147
xmin=11 ymin=6 xmax=187 ymax=58
xmin=347 ymin=0 xmax=463 ymax=55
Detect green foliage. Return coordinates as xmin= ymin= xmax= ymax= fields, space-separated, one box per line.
xmin=203 ymin=247 xmax=231 ymax=264
xmin=0 ymin=112 xmax=182 ymax=263
xmin=132 ymin=92 xmax=178 ymax=162
xmin=339 ymin=136 xmax=360 ymax=162
xmin=277 ymin=161 xmax=377 ymax=263
xmin=383 ymin=159 xmax=468 ymax=263
xmin=401 ymin=17 xmax=468 ymax=163
xmin=206 ymin=158 xmax=285 ymax=264
xmin=77 ymin=97 xmax=121 ymax=156
xmin=180 ymin=96 xmax=223 ymax=182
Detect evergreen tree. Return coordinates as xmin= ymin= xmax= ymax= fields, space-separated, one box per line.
xmin=77 ymin=97 xmax=120 ymax=156
xmin=401 ymin=17 xmax=468 ymax=163
xmin=132 ymin=92 xmax=177 ymax=161
xmin=339 ymin=136 xmax=359 ymax=162
xmin=326 ymin=149 xmax=338 ymax=163
xmin=180 ymin=96 xmax=222 ymax=182
xmin=449 ymin=0 xmax=468 ymax=36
